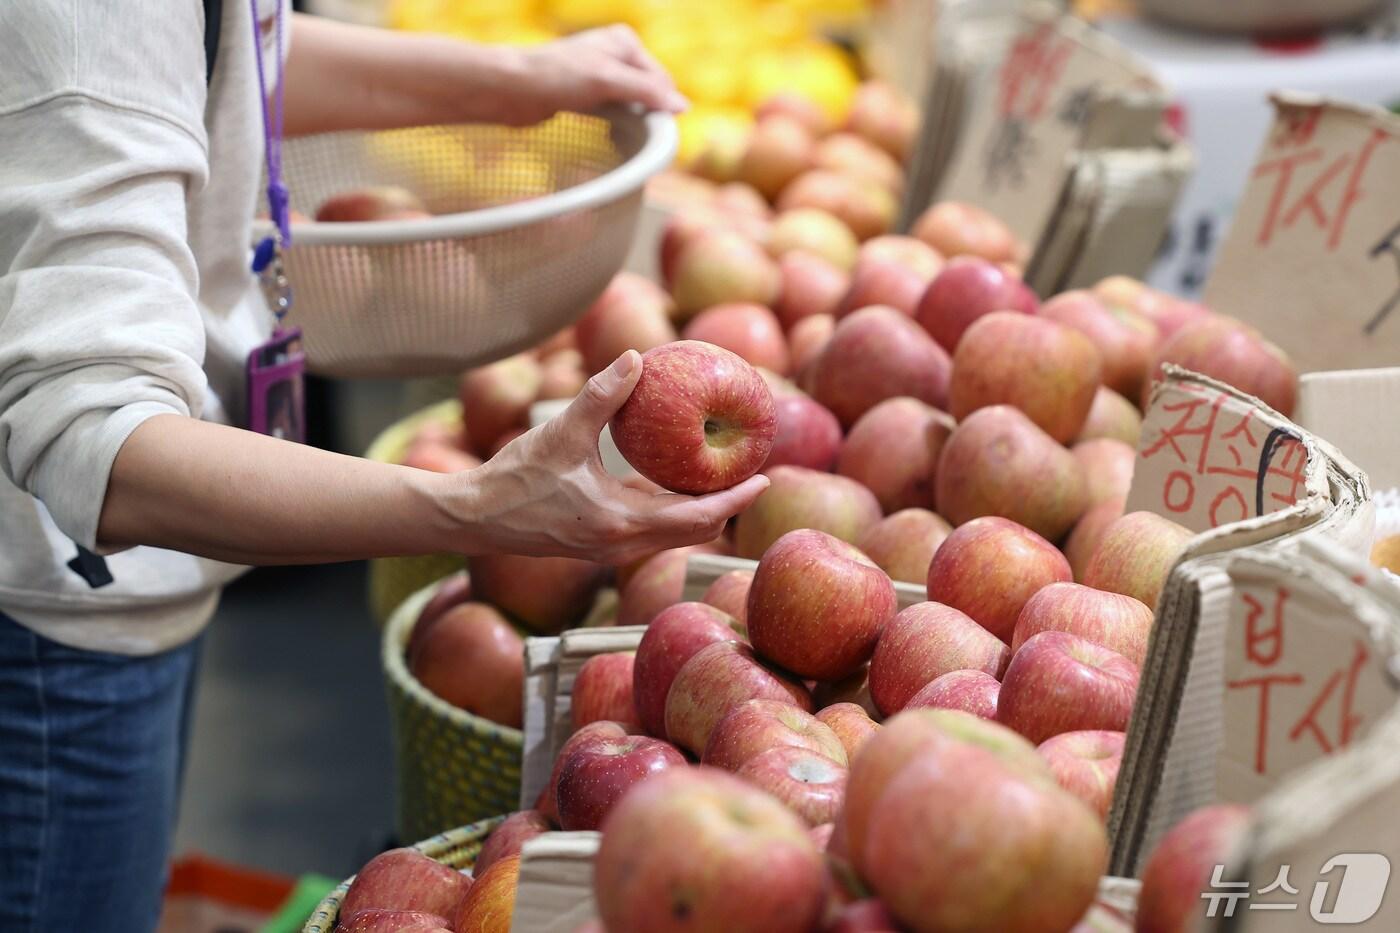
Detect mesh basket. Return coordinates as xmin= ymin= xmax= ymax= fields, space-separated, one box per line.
xmin=256 ymin=107 xmax=676 ymax=378
xmin=364 ymin=399 xmax=468 ymax=626
xmin=385 ymin=583 xmax=524 ymax=841
xmin=300 ymin=817 xmax=503 ymax=933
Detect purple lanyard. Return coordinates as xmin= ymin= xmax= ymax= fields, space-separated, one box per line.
xmin=249 ymin=0 xmax=293 ymax=320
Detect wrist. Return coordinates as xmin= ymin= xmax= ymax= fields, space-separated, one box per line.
xmin=416 ymin=464 xmax=489 ymax=556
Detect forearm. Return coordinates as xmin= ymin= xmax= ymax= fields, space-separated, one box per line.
xmin=96 ymin=414 xmax=472 ymax=564
xmin=284 ymin=14 xmax=524 ymax=136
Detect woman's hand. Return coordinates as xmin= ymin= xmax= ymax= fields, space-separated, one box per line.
xmin=500 ymin=26 xmax=688 ymax=126
xmin=447 ymin=351 xmax=767 ymax=565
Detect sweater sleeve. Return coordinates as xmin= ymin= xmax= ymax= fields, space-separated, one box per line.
xmin=0 ymin=1 xmax=215 ymax=552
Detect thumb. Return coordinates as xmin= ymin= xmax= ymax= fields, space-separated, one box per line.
xmin=564 ymin=350 xmax=642 ymax=438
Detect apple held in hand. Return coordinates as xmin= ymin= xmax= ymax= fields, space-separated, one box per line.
xmin=911 ymin=201 xmax=1022 ymax=265
xmin=571 ymin=652 xmax=640 ymax=731
xmin=1037 ymin=730 xmax=1125 ymax=821
xmin=1083 ymin=510 xmax=1192 ymax=610
xmin=554 ymin=731 xmax=686 ymax=831
xmin=906 ymin=669 xmax=1000 ymax=720
xmin=1076 ymin=386 xmax=1143 ymax=446
xmin=702 ymin=698 xmax=847 ymax=771
xmin=594 ymin=767 xmax=828 ymax=933
xmin=632 ymin=601 xmax=744 ymax=739
xmin=665 ymin=641 xmax=812 ymax=756
xmin=409 ymin=603 xmax=524 ymax=728
xmin=610 ymin=342 xmax=777 ymax=495
xmin=926 ymin=517 xmax=1072 ymax=644
xmin=737 ymin=746 xmax=848 ymax=826
xmin=816 ymin=702 xmax=881 ymax=761
xmin=935 ymin=406 xmax=1088 ymax=542
xmin=747 ymin=529 xmax=898 ymax=682
xmin=856 ymin=508 xmax=952 ymax=585
xmin=1012 ymin=582 xmax=1154 ymax=668
xmin=734 ymin=465 xmax=882 ymax=559
xmin=996 ymin=631 xmax=1139 ymax=744
xmin=341 ymin=848 xmax=471 ymax=921
xmin=868 ymin=602 xmax=1009 ymax=717
xmin=1136 ymin=804 xmax=1252 ymax=933
xmin=467 ymin=553 xmax=606 ymax=634
xmin=473 ymin=810 xmax=550 ymax=877
xmin=682 ymin=303 xmax=791 ymax=375
xmin=763 ymin=394 xmax=843 ymax=472
xmin=949 ymin=311 xmax=1103 ymax=445
xmin=916 ymin=256 xmax=1038 ymax=353
xmin=807 ymin=306 xmax=952 ymax=428
xmin=450 ymin=854 xmax=519 ymax=933
xmin=837 ymin=397 xmax=954 ymax=513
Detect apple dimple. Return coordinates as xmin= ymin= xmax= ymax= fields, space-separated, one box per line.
xmin=788 ymin=755 xmax=842 ymax=784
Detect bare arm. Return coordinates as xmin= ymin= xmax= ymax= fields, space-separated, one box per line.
xmin=97 ymin=351 xmax=766 ymax=565
xmin=283 ymin=15 xmax=686 ymax=137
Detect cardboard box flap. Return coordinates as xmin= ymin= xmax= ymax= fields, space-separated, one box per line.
xmin=683 ymin=552 xmax=927 ymax=609
xmin=937 ymin=2 xmax=1162 ymax=250
xmin=512 ymin=831 xmax=602 ymax=933
xmin=1203 ymin=93 xmax=1400 ymax=373
xmin=1296 ymin=368 xmax=1400 ymax=493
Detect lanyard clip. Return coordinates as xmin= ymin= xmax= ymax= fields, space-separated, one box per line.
xmin=252 ymin=235 xmax=292 ymax=321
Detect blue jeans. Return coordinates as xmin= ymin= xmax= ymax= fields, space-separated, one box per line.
xmin=0 ymin=611 xmax=203 ymax=933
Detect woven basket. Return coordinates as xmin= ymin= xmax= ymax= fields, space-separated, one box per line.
xmin=365 ymin=399 xmax=468 ymax=627
xmin=385 ymin=583 xmax=525 ymax=841
xmin=300 ymin=817 xmax=503 ymax=933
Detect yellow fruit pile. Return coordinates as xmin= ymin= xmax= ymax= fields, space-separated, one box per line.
xmin=387 ymin=0 xmax=868 ymax=164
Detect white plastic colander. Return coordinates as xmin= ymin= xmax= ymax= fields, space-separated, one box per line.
xmin=251 ymin=106 xmax=676 ymax=378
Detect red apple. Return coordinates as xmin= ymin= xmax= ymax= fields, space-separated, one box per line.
xmin=845 ymin=80 xmax=918 ymax=163
xmin=618 ymin=546 xmax=700 ymax=629
xmin=1073 ymin=439 xmax=1136 ymax=509
xmin=863 ymin=737 xmax=1106 ymax=933
xmin=813 ymin=667 xmax=879 ymax=719
xmin=757 ymin=93 xmax=831 ymax=136
xmin=836 ymin=255 xmax=936 ymax=320
xmin=734 ymin=465 xmax=882 ymax=559
xmin=473 ymin=810 xmax=550 ymax=876
xmin=1064 ymin=499 xmax=1123 ymax=585
xmin=574 ymin=272 xmax=678 ymax=375
xmin=861 ymin=234 xmax=945 ymax=276
xmin=837 ymin=397 xmax=954 ymax=513
xmin=906 ymin=669 xmax=1000 ymax=720
xmin=926 ymin=517 xmax=1072 ymax=643
xmin=934 ymin=406 xmax=1088 ymax=542
xmin=1148 ymin=315 xmax=1298 ymax=416
xmin=703 ymin=698 xmax=848 ymax=770
xmin=700 ymin=570 xmax=754 ymax=624
xmin=610 ymin=341 xmax=777 ymax=494
xmin=1136 ymin=804 xmax=1252 ymax=933
xmin=815 ymin=703 xmax=881 ymax=762
xmin=950 ymin=311 xmax=1103 ymax=445
xmin=827 ymin=899 xmax=903 ymax=933
xmin=409 ymin=571 xmax=473 ymax=662
xmin=341 ymin=848 xmax=471 ymax=920
xmin=459 ymin=355 xmax=543 ymax=457
xmin=571 ymin=652 xmax=640 ymax=731
xmin=738 ymin=115 xmax=816 ymax=200
xmin=788 ymin=313 xmax=835 ymax=377
xmin=763 ymin=394 xmax=843 ymax=472
xmin=856 ymin=508 xmax=952 ymax=585
xmin=774 ymin=252 xmax=849 ymax=329
xmin=915 ymin=256 xmax=1038 ymax=353
xmin=401 ymin=441 xmax=480 ymax=474
xmin=664 ymin=641 xmax=813 ymax=756
xmin=594 ymin=767 xmax=827 ymax=933
xmin=1037 ymin=730 xmax=1124 ymax=821
xmin=660 ymin=210 xmax=727 ymax=289
xmin=747 ymin=529 xmax=898 ymax=681
xmin=632 ymin=601 xmax=744 ymax=738
xmin=1041 ymin=289 xmax=1158 ymax=401
xmin=467 ymin=553 xmax=606 ymax=634
xmin=409 ymin=603 xmax=524 ymax=728
xmin=767 ymin=208 xmax=860 ymax=271
xmin=1012 ymin=581 xmax=1154 ymax=668
xmin=682 ymin=303 xmax=791 ymax=375
xmin=713 ymin=181 xmax=773 ymax=221
xmin=539 ymin=720 xmax=632 ymax=824
xmin=316 ymin=185 xmax=427 ymax=222
xmin=996 ymin=631 xmax=1139 ymax=744
xmin=815 ymin=132 xmax=905 ymax=194
xmin=1094 ymin=277 xmax=1210 ymax=345
xmin=672 ymin=231 xmax=782 ymax=320
xmin=555 ymin=731 xmax=686 ymax=831
xmin=538 ymin=348 xmax=587 ymax=400
xmin=911 ymin=201 xmax=1023 ymax=264
xmin=737 ymin=746 xmax=847 ymax=826
xmin=449 ymin=854 xmax=518 ymax=933
xmin=869 ymin=602 xmax=1010 ymax=716
xmin=807 ymin=306 xmax=952 ymax=427
xmin=1083 ymin=511 xmax=1193 ymax=610
xmin=335 ymin=909 xmax=450 ymax=933
xmin=691 ymin=125 xmax=751 ymax=184
xmin=778 ymin=170 xmax=897 ymax=241
xmin=1076 ymin=386 xmax=1143 ymax=446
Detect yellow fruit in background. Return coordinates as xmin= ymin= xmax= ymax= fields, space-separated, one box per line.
xmin=745 ymin=39 xmax=859 ymax=124
xmin=547 ymin=0 xmax=639 ymax=31
xmin=1374 ymin=535 xmax=1400 ymax=575
xmin=676 ymin=106 xmax=754 ymax=168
